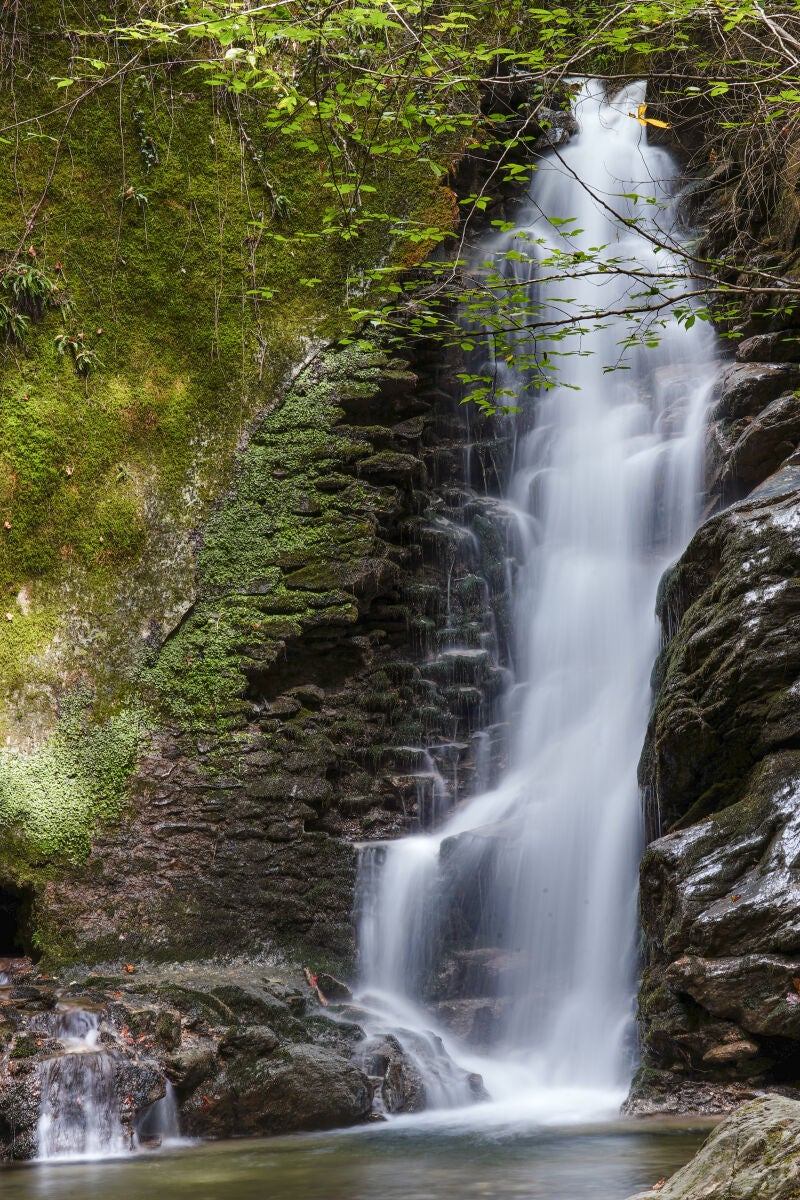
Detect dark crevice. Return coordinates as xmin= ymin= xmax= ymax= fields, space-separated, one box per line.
xmin=0 ymin=885 xmax=35 ymax=958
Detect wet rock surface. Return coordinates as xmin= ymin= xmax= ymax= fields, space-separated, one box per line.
xmin=627 ymin=1095 xmax=800 ymax=1199
xmin=0 ymin=956 xmax=487 ymax=1159
xmin=635 ymin=307 xmax=800 ymax=1110
xmin=0 ymin=957 xmax=368 ymax=1159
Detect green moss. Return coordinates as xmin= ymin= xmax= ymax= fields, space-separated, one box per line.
xmin=9 ymin=1035 xmax=38 ymax=1060
xmin=142 ymin=345 xmax=391 ymax=729
xmin=0 ymin=4 xmax=457 ymax=740
xmin=0 ymin=691 xmax=148 ymax=874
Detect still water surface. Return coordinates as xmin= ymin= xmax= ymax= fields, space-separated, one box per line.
xmin=3 ymin=1118 xmax=711 ymax=1200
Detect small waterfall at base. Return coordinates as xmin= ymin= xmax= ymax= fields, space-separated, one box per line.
xmin=355 ymin=80 xmax=716 ymax=1121
xmin=36 ymin=1008 xmax=128 ymax=1160
xmin=136 ymin=1081 xmax=182 ymax=1148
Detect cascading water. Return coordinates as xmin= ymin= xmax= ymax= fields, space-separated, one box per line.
xmin=30 ymin=994 xmax=183 ymax=1160
xmin=35 ymin=1006 xmax=128 ymax=1160
xmin=356 ymin=80 xmax=716 ymax=1116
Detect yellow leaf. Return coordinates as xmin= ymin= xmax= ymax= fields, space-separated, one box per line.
xmin=628 ymin=105 xmax=670 ymax=130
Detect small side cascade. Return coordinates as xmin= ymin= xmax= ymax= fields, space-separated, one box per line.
xmin=136 ymin=1081 xmax=182 ymax=1148
xmin=0 ymin=960 xmax=183 ymax=1162
xmin=35 ymin=1005 xmax=127 ymax=1160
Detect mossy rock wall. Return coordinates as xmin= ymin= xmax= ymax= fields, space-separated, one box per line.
xmin=0 ymin=0 xmax=497 ymax=965
xmin=26 ymin=339 xmax=514 ymax=968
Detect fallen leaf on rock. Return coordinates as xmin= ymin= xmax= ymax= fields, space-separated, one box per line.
xmin=123 ymin=963 xmax=135 ymax=974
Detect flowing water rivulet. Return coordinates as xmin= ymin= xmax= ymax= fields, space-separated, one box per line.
xmin=356 ymin=80 xmax=717 ymax=1120
xmin=33 ymin=997 xmax=181 ymax=1161
xmin=0 ymin=963 xmax=182 ymax=1163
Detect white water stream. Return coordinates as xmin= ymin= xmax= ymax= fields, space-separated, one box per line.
xmin=356 ymin=80 xmax=716 ymax=1120
xmin=32 ymin=1000 xmax=181 ymax=1161
xmin=35 ymin=1008 xmax=128 ymax=1161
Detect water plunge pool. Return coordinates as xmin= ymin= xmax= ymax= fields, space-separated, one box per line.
xmin=1 ymin=1117 xmax=712 ymax=1200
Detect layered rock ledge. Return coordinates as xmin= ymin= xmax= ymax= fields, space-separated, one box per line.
xmin=0 ymin=955 xmax=483 ymax=1159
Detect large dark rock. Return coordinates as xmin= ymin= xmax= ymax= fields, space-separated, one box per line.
xmin=640 ymin=483 xmax=800 ymax=832
xmin=181 ymin=1043 xmax=372 ymax=1137
xmin=636 ymin=367 xmax=800 ymax=1107
xmin=724 ymin=392 xmax=800 ymax=489
xmin=640 ymin=753 xmax=800 ymax=963
xmin=712 ymin=362 xmax=800 ymax=422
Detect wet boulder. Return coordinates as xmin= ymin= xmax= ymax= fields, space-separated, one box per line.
xmin=723 ymin=392 xmax=800 ymax=490
xmin=641 ymin=481 xmax=800 ymax=831
xmin=181 ymin=1042 xmax=372 ymax=1137
xmin=363 ymin=1034 xmax=427 ymax=1113
xmin=627 ymin=1096 xmax=800 ymax=1199
xmin=712 ymin=362 xmax=800 ymax=422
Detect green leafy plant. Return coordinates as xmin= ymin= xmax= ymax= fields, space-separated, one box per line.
xmin=11 ymin=0 xmax=800 ymax=409
xmin=0 ymin=261 xmax=63 ymax=347
xmin=131 ymin=107 xmax=160 ymax=170
xmin=55 ymin=331 xmax=102 ymax=378
xmin=118 ymin=183 xmax=148 ymax=208
xmin=0 ymin=302 xmax=30 ymax=345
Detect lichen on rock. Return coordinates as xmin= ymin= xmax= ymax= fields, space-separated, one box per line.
xmin=627 ymin=1096 xmax=800 ymax=1199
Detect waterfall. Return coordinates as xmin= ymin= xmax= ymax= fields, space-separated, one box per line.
xmin=356 ymin=80 xmax=715 ymax=1114
xmin=136 ymin=1081 xmax=182 ymax=1148
xmin=35 ymin=1007 xmax=128 ymax=1160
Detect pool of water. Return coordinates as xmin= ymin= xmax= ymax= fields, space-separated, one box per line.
xmin=3 ymin=1116 xmax=711 ymax=1200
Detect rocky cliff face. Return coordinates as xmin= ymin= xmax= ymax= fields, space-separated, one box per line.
xmin=631 ymin=318 xmax=800 ymax=1111
xmin=29 ymin=341 xmax=514 ymax=968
